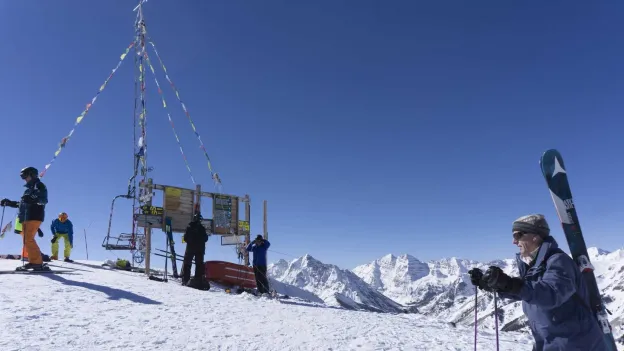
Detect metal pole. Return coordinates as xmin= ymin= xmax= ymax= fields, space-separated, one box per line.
xmin=263 ymin=200 xmax=267 ymax=240
xmin=84 ymin=221 xmax=93 ymax=260
xmin=0 ymin=206 xmax=5 ymax=231
xmin=144 ymin=178 xmax=153 ymax=275
xmin=263 ymin=199 xmax=267 ymax=265
xmin=243 ymin=196 xmax=251 ymax=266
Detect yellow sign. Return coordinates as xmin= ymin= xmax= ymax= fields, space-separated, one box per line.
xmin=141 ymin=205 xmax=164 ymax=215
xmin=238 ymin=220 xmax=250 ymax=234
xmin=165 ymin=187 xmax=182 ymax=197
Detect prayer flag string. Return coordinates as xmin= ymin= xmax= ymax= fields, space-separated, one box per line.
xmin=143 ymin=50 xmax=196 ymax=185
xmin=147 ymin=40 xmax=221 ymax=186
xmin=40 ymin=42 xmax=135 ymax=178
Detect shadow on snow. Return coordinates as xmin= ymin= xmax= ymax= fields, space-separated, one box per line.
xmin=41 ymin=273 xmax=162 ymax=305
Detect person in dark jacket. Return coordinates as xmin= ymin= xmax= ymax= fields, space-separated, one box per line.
xmin=246 ymin=235 xmax=271 ymax=294
xmin=0 ymin=167 xmax=48 ymax=271
xmin=181 ymin=212 xmax=209 ymax=290
xmin=468 ymin=214 xmax=607 ymax=351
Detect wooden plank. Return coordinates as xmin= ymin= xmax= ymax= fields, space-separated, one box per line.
xmin=163 ymin=186 xmax=195 ymax=233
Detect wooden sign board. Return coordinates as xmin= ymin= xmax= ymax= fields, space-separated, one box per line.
xmin=163 ymin=186 xmax=195 ymax=233
xmin=221 ymin=235 xmax=246 ymax=246
xmin=134 ymin=213 xmax=163 ymax=227
xmin=202 ymin=219 xmax=214 ymax=233
xmin=212 ymin=194 xmax=239 ymax=235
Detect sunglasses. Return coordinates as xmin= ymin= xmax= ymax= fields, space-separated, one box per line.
xmin=513 ymin=231 xmax=527 ymax=240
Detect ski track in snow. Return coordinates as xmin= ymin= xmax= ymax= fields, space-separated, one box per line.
xmin=0 ymin=260 xmax=534 ymax=351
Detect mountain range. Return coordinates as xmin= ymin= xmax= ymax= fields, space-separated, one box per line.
xmin=267 ymin=247 xmax=624 ymax=342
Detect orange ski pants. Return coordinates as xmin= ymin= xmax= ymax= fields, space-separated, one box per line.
xmin=21 ymin=220 xmax=43 ymax=265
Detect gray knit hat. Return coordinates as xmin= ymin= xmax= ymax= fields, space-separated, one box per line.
xmin=512 ymin=214 xmax=550 ymax=238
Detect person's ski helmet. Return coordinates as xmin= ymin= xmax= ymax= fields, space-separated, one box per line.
xmin=193 ymin=212 xmax=203 ymax=222
xmin=20 ymin=166 xmax=39 ymax=179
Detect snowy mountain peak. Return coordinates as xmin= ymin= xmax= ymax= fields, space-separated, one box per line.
xmin=268 ymin=255 xmax=406 ymax=313
xmin=350 ymin=250 xmax=624 ymax=340
xmin=588 ymin=247 xmax=611 ymax=258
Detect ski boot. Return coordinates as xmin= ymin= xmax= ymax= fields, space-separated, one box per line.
xmin=187 ymin=277 xmax=211 ymax=291
xmin=16 ymin=263 xmax=50 ymax=272
xmin=64 ymin=257 xmax=74 ymax=263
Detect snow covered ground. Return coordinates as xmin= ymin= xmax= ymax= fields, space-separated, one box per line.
xmin=0 ymin=259 xmax=534 ymax=351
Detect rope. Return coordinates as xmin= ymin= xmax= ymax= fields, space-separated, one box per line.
xmin=146 ymin=39 xmax=221 ymax=187
xmin=39 ymin=42 xmax=135 ymax=178
xmin=143 ymin=50 xmax=196 ymax=185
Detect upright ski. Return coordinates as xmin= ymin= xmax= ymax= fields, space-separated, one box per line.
xmin=540 ymin=149 xmax=618 ymax=350
xmin=165 ymin=217 xmax=179 ymax=278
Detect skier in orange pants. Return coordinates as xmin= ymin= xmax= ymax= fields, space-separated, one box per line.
xmin=14 ymin=221 xmax=44 ymax=260
xmin=1 ymin=167 xmax=48 ymax=271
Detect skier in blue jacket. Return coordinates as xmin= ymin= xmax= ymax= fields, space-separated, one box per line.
xmin=247 ymin=235 xmax=271 ymax=294
xmin=468 ymin=214 xmax=607 ymax=351
xmin=50 ymin=212 xmax=74 ymax=262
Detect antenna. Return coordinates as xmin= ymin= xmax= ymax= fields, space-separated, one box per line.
xmin=132 ymin=0 xmax=148 ymax=13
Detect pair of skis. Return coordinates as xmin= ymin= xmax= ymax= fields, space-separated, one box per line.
xmin=540 ymin=149 xmax=618 ymax=350
xmin=0 ymin=263 xmax=76 ymax=275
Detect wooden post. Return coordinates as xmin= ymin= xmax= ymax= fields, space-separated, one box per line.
xmin=195 ymin=184 xmax=201 ymax=215
xmin=244 ymin=195 xmax=251 ymax=266
xmin=144 ymin=178 xmax=153 ymax=275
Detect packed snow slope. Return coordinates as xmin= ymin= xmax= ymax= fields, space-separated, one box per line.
xmin=351 ymin=247 xmax=624 ymax=347
xmin=0 ymin=260 xmax=533 ymax=351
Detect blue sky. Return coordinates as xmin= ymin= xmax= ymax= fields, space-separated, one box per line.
xmin=0 ymin=0 xmax=622 ymax=270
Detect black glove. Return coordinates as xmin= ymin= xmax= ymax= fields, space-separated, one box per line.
xmin=51 ymin=235 xmax=57 ymax=244
xmin=483 ymin=266 xmax=523 ymax=294
xmin=37 ymin=229 xmax=44 ymax=238
xmin=0 ymin=198 xmax=18 ymax=208
xmin=468 ymin=268 xmax=492 ymax=292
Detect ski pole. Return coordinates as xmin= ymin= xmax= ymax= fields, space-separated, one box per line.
xmin=494 ymin=292 xmax=499 ymax=351
xmin=84 ymin=221 xmax=92 ymax=260
xmin=21 ymin=222 xmax=25 ymax=267
xmin=474 ymin=287 xmax=478 ymax=351
xmin=0 ymin=206 xmax=5 ymax=237
xmin=164 ymin=233 xmax=169 ymax=281
xmin=84 ymin=229 xmax=89 ymax=260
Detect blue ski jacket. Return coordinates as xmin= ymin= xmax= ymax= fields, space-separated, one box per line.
xmin=498 ymin=236 xmax=607 ymax=351
xmin=51 ymin=218 xmax=74 ymax=246
xmin=246 ymin=239 xmax=270 ymax=266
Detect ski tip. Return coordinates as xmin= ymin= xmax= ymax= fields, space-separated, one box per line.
xmin=541 ymin=149 xmax=561 ymax=160
xmin=540 ymin=149 xmax=565 ymax=176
